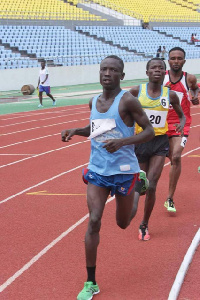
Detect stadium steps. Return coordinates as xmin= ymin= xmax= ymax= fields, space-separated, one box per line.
xmin=0 ymin=40 xmax=59 ymax=67
xmin=169 ymin=0 xmax=197 ymax=11
xmin=76 ymin=28 xmax=153 ymax=59
xmin=0 ymin=40 xmax=37 ymax=58
xmin=152 ymin=28 xmax=193 ymax=45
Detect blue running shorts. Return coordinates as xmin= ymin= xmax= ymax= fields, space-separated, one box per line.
xmin=39 ymin=85 xmax=50 ymax=94
xmin=82 ymin=169 xmax=139 ymax=196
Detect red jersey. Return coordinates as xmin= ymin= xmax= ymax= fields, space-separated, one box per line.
xmin=163 ymin=71 xmax=191 ymax=127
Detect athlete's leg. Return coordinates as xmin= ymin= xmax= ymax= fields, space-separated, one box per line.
xmin=39 ymin=91 xmax=43 ymax=105
xmin=77 ymin=184 xmax=106 ymax=299
xmin=142 ymin=155 xmax=166 ymax=225
xmin=131 ymin=161 xmax=149 ymax=219
xmin=168 ymin=136 xmax=184 ymax=199
xmin=85 ymin=183 xmax=110 ymax=267
xmin=115 ymin=189 xmax=135 ymax=229
xmin=46 ymin=92 xmax=56 ymax=102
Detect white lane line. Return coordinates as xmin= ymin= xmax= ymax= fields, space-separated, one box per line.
xmin=0 ymin=110 xmax=89 ymax=128
xmin=164 ymin=146 xmax=200 ymax=167
xmin=0 ymin=146 xmax=200 ymax=293
xmin=0 ymin=117 xmax=89 ymax=149
xmin=0 ymin=117 xmax=89 ymax=136
xmin=190 ymin=124 xmax=200 ymax=128
xmin=0 ymin=133 xmax=60 ymax=149
xmin=0 ymin=162 xmax=88 ymax=205
xmin=0 ymin=195 xmax=114 ymax=293
xmin=0 ymin=140 xmax=89 ymax=169
xmin=1 ymin=105 xmax=88 ymax=121
xmin=168 ymin=228 xmax=200 ymax=300
xmin=191 ymin=112 xmax=200 ymax=116
xmin=0 ymin=123 xmax=199 ymax=161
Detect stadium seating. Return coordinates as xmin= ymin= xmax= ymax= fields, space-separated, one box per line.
xmin=0 ymin=0 xmax=200 ymax=69
xmin=0 ymin=0 xmax=105 ymax=21
xmin=0 ymin=24 xmax=200 ymax=69
xmin=0 ymin=25 xmax=150 ymax=69
xmin=77 ymin=26 xmax=199 ymax=59
xmin=153 ymin=26 xmax=200 ymax=44
xmin=89 ymin=0 xmax=200 ymax=22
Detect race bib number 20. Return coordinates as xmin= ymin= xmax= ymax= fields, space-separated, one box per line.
xmin=144 ymin=109 xmax=168 ymax=128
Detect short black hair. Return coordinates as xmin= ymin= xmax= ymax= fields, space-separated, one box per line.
xmin=103 ymin=55 xmax=124 ymax=71
xmin=146 ymin=58 xmax=166 ymax=70
xmin=169 ymin=47 xmax=186 ymax=58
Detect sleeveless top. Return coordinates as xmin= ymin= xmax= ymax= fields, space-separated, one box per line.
xmin=135 ymin=83 xmax=169 ymax=136
xmin=88 ymin=90 xmax=140 ymax=175
xmin=163 ymin=71 xmax=191 ymax=126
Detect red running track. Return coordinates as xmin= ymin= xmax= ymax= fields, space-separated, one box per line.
xmin=0 ymin=104 xmax=199 ymax=300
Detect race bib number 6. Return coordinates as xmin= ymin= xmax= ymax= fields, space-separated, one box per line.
xmin=160 ymin=97 xmax=169 ymax=109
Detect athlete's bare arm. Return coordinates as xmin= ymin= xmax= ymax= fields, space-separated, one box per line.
xmin=187 ymin=73 xmax=199 ymax=105
xmin=103 ymin=92 xmax=155 ymax=153
xmin=129 ymin=85 xmax=140 ymax=97
xmin=61 ymin=98 xmax=92 ymax=142
xmin=169 ymin=91 xmax=186 ymax=133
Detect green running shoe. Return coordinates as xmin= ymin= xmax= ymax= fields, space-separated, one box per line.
xmin=164 ymin=198 xmax=176 ymax=212
xmin=77 ymin=281 xmax=100 ymax=300
xmin=139 ymin=170 xmax=149 ymax=194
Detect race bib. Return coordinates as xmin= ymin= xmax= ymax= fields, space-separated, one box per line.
xmin=160 ymin=97 xmax=169 ymax=109
xmin=88 ymin=118 xmax=116 ymax=139
xmin=144 ymin=109 xmax=168 ymax=128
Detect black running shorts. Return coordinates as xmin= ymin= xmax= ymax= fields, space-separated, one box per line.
xmin=135 ymin=134 xmax=169 ymax=163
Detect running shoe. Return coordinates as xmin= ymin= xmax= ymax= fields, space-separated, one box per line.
xmin=139 ymin=170 xmax=149 ymax=194
xmin=164 ymin=198 xmax=176 ymax=212
xmin=38 ymin=104 xmax=43 ymax=108
xmin=138 ymin=223 xmax=150 ymax=241
xmin=77 ymin=282 xmax=100 ymax=300
xmin=52 ymin=100 xmax=56 ymax=106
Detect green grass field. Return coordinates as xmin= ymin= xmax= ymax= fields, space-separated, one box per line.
xmin=0 ymin=75 xmax=199 ymax=115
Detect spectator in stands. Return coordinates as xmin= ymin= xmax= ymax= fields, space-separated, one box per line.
xmin=142 ymin=22 xmax=150 ymax=29
xmin=191 ymin=33 xmax=195 ymax=44
xmin=161 ymin=46 xmax=167 ymax=60
xmin=194 ymin=33 xmax=200 ymax=42
xmin=37 ymin=60 xmax=56 ymax=108
xmin=156 ymin=46 xmax=161 ymax=58
xmin=163 ymin=47 xmax=199 ymax=213
xmin=61 ymin=55 xmax=154 ymax=300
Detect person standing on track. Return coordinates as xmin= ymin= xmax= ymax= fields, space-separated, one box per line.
xmin=163 ymin=47 xmax=199 ymax=212
xmin=37 ymin=60 xmax=56 ymax=108
xmin=61 ymin=55 xmax=154 ymax=300
xmin=129 ymin=58 xmax=186 ymax=241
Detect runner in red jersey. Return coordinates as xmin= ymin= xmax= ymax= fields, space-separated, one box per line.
xmin=163 ymin=47 xmax=199 ymax=212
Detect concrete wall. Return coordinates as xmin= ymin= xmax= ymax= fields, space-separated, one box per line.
xmin=0 ymin=59 xmax=199 ymax=91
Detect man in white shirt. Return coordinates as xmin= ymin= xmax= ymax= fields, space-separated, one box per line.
xmin=37 ymin=60 xmax=56 ymax=108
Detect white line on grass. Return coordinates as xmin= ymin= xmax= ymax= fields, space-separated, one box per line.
xmin=168 ymin=228 xmax=200 ymax=300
